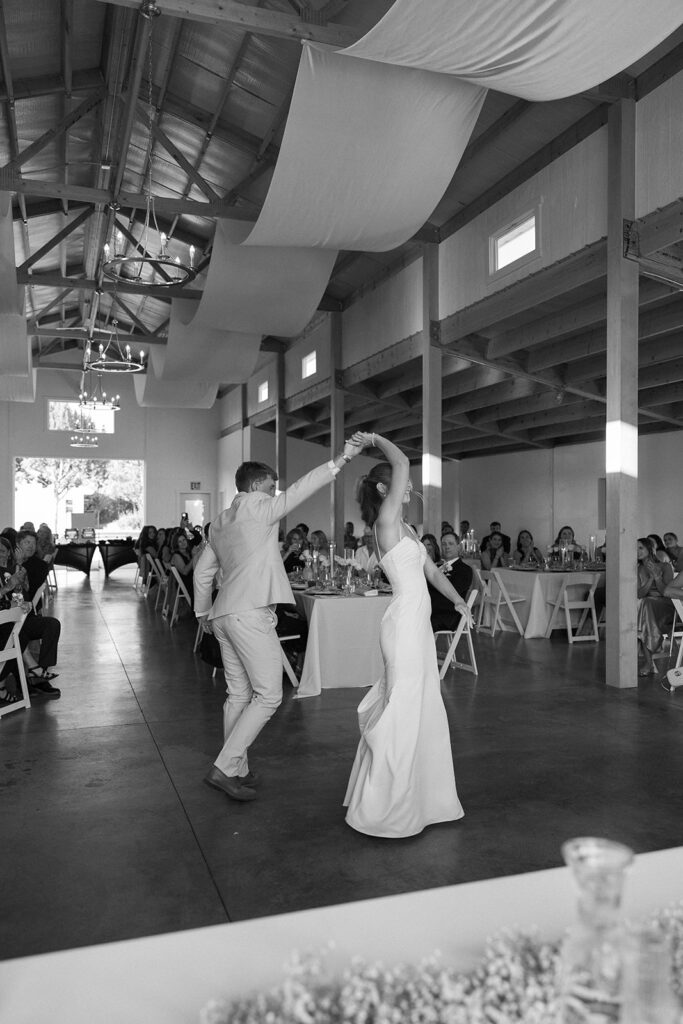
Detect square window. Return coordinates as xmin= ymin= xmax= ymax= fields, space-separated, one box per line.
xmin=302 ymin=351 xmax=317 ymax=379
xmin=257 ymin=381 xmax=269 ymax=403
xmin=490 ymin=212 xmax=538 ymax=274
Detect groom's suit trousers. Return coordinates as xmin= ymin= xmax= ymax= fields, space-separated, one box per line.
xmin=212 ymin=606 xmax=283 ymax=778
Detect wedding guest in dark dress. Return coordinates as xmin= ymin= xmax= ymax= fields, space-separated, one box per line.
xmin=428 ymin=531 xmax=473 ymax=631
xmin=480 ymin=521 xmax=511 ymax=555
xmin=282 ymin=528 xmax=306 ymax=574
xmin=513 ymin=529 xmax=544 ymax=567
xmin=421 ymin=533 xmax=441 ymax=565
xmin=480 ymin=530 xmax=510 ymax=570
xmin=637 ymin=537 xmax=674 ymax=676
xmin=135 ymin=524 xmax=158 ymax=583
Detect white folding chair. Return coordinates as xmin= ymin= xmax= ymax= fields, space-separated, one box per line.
xmin=151 ymin=557 xmax=170 ymax=613
xmin=0 ymin=607 xmax=31 ymax=717
xmin=477 ymin=569 xmax=525 ymax=636
xmin=142 ymin=552 xmax=162 ymax=600
xmin=435 ymin=590 xmax=478 ymax=679
xmin=46 ymin=564 xmax=58 ymax=594
xmin=545 ymin=573 xmax=600 ymax=643
xmin=31 ymin=582 xmax=47 ymax=614
xmin=669 ymin=598 xmax=683 ymax=670
xmin=279 ymin=633 xmax=302 ymax=687
xmin=169 ymin=566 xmax=193 ymax=627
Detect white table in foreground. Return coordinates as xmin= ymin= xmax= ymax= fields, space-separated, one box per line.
xmin=1 ymin=847 xmax=681 ymax=1024
xmin=293 ymin=590 xmax=392 ymax=696
xmin=466 ymin=563 xmax=604 ymax=639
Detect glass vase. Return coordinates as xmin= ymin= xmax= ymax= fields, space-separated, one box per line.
xmin=557 ymin=837 xmax=634 ymax=1024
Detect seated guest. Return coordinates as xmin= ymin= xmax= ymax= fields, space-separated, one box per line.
xmin=1 ymin=534 xmax=61 ymax=699
xmin=14 ymin=530 xmax=50 ymax=611
xmin=170 ymin=529 xmax=197 ymax=587
xmin=343 ymin=522 xmax=357 ymax=551
xmin=664 ymin=570 xmax=683 ymax=600
xmin=36 ymin=523 xmax=56 ymax=563
xmin=637 ymin=537 xmax=674 ymax=676
xmin=295 ymin=522 xmax=309 ymax=543
xmin=550 ymin=525 xmax=583 ymax=560
xmin=282 ymin=527 xmax=306 ymax=574
xmin=513 ymin=529 xmax=544 ymax=567
xmin=648 ymin=534 xmax=672 ymax=565
xmin=135 ymin=524 xmax=158 ymax=582
xmin=459 ymin=519 xmax=470 ymax=538
xmin=480 ymin=521 xmax=511 ymax=555
xmin=428 ymin=531 xmax=473 ymax=631
xmin=421 ymin=533 xmax=442 ymax=565
xmin=354 ymin=525 xmax=379 ymax=575
xmin=480 ymin=530 xmax=510 ymax=570
xmin=664 ymin=532 xmax=683 ymax=572
xmin=309 ymin=529 xmax=329 ymax=554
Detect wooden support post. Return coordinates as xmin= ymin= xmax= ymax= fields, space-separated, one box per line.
xmin=329 ymin=312 xmax=345 ymax=548
xmin=240 ymin=383 xmax=250 ymax=461
xmin=422 ymin=243 xmax=442 ymax=533
xmin=605 ymin=98 xmax=639 ymax=689
xmin=275 ymin=351 xmax=287 ymax=534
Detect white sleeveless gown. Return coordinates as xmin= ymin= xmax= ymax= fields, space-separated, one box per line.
xmin=344 ymin=536 xmax=464 ymax=837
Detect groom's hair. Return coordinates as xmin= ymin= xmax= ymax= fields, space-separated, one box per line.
xmin=235 ymin=461 xmax=276 ymax=492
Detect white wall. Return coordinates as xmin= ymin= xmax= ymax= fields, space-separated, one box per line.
xmin=458 ymin=431 xmax=683 ymax=551
xmin=439 ymin=129 xmax=608 ymax=316
xmin=636 ymin=68 xmax=683 ymax=217
xmin=342 ymin=259 xmax=422 ymax=369
xmin=0 ymin=370 xmax=220 ymax=530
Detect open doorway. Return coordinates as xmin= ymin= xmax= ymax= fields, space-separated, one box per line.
xmin=14 ymin=457 xmax=144 ymax=537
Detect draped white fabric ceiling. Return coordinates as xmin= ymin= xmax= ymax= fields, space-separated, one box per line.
xmin=158 ymin=0 xmax=681 ymax=406
xmin=342 ymin=0 xmax=683 ymax=101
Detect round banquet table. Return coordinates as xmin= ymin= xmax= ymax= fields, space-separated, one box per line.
xmin=465 ymin=562 xmax=605 ymax=638
xmin=292 ymin=589 xmax=392 ymax=696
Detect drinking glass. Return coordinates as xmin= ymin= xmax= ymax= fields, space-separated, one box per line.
xmin=621 ymin=925 xmax=677 ymax=1024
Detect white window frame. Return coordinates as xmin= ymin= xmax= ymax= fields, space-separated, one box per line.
xmin=489 ymin=208 xmax=540 ymax=279
xmin=47 ymin=399 xmax=116 ymax=434
xmin=301 ymin=350 xmax=317 ymax=379
xmin=257 ymin=381 xmax=269 ymax=404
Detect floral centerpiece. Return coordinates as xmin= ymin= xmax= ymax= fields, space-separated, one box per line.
xmin=201 ymin=906 xmax=683 ymax=1024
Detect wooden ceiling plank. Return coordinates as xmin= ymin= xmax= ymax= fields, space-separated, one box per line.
xmin=467 ymin=391 xmax=584 ymax=426
xmin=639 ymin=379 xmax=683 ymax=407
xmin=28 ymin=288 xmax=76 ymax=327
xmin=630 ymin=197 xmax=683 ymax=257
xmin=440 ymin=240 xmax=606 ymax=342
xmin=18 ymin=206 xmax=94 ymax=272
xmin=0 ymin=67 xmax=103 ymax=103
xmin=342 ymin=333 xmax=422 ymax=388
xmin=530 ymin=290 xmax=683 ymax=372
xmin=499 ymin=398 xmax=602 ymax=432
xmin=0 ymin=89 xmax=105 ymax=173
xmin=639 ymin=357 xmax=683 ymax=389
xmin=487 ymin=291 xmax=608 ymax=360
xmin=93 ymin=0 xmax=360 ymax=46
xmin=137 ymin=105 xmax=220 ymax=203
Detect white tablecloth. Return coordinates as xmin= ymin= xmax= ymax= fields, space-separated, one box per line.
xmin=1 ymin=847 xmax=681 ymax=1024
xmin=466 ymin=564 xmax=604 ymax=639
xmin=293 ymin=590 xmax=392 ymax=696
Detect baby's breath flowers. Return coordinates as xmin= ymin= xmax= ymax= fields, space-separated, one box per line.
xmin=201 ymin=933 xmax=562 ymax=1024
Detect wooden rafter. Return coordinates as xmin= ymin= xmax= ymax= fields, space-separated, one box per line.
xmin=93 ymin=0 xmax=360 ymax=46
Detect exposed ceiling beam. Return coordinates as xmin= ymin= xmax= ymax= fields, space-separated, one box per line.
xmin=18 ymin=206 xmax=94 ymax=272
xmin=94 ymin=0 xmax=361 ymax=46
xmin=0 ymin=89 xmax=105 ymax=172
xmin=440 ymin=240 xmax=606 ymax=342
xmin=0 ymin=67 xmax=103 ymax=103
xmin=628 ymin=197 xmax=683 ymax=257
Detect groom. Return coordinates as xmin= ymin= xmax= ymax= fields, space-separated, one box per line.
xmin=194 ymin=444 xmax=361 ymax=801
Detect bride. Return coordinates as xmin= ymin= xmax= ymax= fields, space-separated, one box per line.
xmin=343 ymin=431 xmax=471 ymax=838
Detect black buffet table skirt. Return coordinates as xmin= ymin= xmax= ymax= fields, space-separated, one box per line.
xmin=98 ymin=540 xmax=138 ymax=577
xmin=54 ymin=540 xmax=137 ymax=577
xmin=54 ymin=542 xmax=96 ymax=575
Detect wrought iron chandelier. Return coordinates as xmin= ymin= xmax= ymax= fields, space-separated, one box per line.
xmin=100 ymin=1 xmax=196 ymax=289
xmin=70 ymin=433 xmax=99 ymax=449
xmin=79 ymin=367 xmax=121 ymax=411
xmin=84 ymin=320 xmax=145 ymax=374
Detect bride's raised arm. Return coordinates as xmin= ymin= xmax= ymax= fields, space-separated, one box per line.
xmin=349 ymin=432 xmax=409 ymax=553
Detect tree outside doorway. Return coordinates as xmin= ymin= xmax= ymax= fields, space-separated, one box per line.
xmin=14 ymin=457 xmax=144 ymax=536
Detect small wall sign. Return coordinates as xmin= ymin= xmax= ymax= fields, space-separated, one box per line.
xmin=190 ymin=481 xmax=201 ymax=490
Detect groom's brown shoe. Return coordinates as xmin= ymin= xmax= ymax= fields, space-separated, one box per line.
xmin=204 ymin=765 xmax=257 ymax=801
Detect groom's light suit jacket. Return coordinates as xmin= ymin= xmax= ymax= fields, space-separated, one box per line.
xmin=194 ymin=462 xmax=337 ymax=620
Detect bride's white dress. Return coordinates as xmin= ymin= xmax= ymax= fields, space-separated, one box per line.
xmin=344 ymin=536 xmax=464 ymax=838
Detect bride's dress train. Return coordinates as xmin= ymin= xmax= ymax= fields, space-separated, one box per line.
xmin=344 ymin=536 xmax=464 ymax=838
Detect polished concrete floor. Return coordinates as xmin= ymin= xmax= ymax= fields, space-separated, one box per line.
xmin=2 ymin=564 xmax=683 ymax=961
